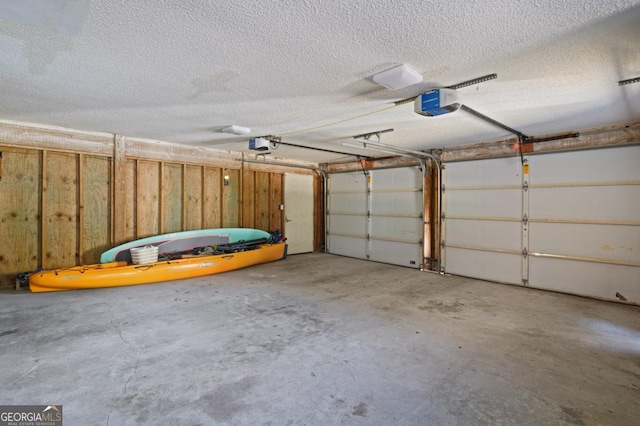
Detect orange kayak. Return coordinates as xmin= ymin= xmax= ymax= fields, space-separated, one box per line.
xmin=29 ymin=243 xmax=286 ymax=293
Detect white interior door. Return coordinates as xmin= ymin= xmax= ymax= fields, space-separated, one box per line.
xmin=284 ymin=173 xmax=314 ymax=254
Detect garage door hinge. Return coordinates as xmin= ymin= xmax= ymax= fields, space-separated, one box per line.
xmin=442 ymin=184 xmax=446 ymax=193
xmin=523 ymin=181 xmax=529 ymax=192
xmin=441 ymin=240 xmax=446 ymax=247
xmin=522 ymin=279 xmax=529 ymax=286
xmin=522 ymin=214 xmax=528 ymax=225
xmin=441 ymin=212 xmax=445 ymax=220
xmin=522 ymin=248 xmax=528 ymax=258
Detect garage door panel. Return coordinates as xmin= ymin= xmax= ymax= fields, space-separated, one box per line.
xmin=330 ymin=172 xmax=367 ymax=191
xmin=371 ymin=167 xmax=421 ymax=189
xmin=446 ymin=248 xmax=521 ymax=284
xmin=530 ymin=146 xmax=640 ymax=183
xmin=328 ymin=215 xmax=367 ymax=236
xmin=530 ymin=257 xmax=640 ymax=301
xmin=370 ymin=240 xmax=421 ymax=268
xmin=371 ymin=216 xmax=421 ymax=241
xmin=529 ymin=186 xmax=640 ymax=221
xmin=446 ymin=220 xmax=521 ymax=251
xmin=371 ymin=192 xmax=422 ymax=215
xmin=328 ymin=166 xmax=424 ymax=268
xmin=330 ymin=193 xmax=368 ymax=213
xmin=447 ymin=189 xmax=522 ymax=218
xmin=445 ymin=157 xmax=521 ymax=186
xmin=443 ymin=146 xmax=639 ymax=304
xmin=328 ymin=235 xmax=367 ymax=259
xmin=530 ymin=223 xmax=639 ymax=262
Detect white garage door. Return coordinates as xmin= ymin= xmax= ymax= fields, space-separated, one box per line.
xmin=442 ymin=157 xmax=524 ymax=285
xmin=327 ymin=167 xmax=424 ymax=268
xmin=443 ymin=146 xmax=640 ymax=304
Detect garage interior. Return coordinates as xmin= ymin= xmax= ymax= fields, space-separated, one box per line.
xmin=1 ymin=1 xmax=639 ymax=425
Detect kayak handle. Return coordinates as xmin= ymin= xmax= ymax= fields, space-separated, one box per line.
xmin=134 ymin=265 xmax=155 ymax=270
xmin=221 ymin=255 xmax=234 ymax=259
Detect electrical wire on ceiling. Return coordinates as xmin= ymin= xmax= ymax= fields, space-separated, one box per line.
xmin=278 ymin=104 xmax=397 ymax=137
xmin=279 ymin=73 xmax=499 ymax=137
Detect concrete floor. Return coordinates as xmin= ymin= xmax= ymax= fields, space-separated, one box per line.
xmin=1 ymin=253 xmax=639 ymax=425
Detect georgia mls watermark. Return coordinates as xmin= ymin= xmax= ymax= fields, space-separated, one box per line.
xmin=0 ymin=405 xmax=62 ymax=426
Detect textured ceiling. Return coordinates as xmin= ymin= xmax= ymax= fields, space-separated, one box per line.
xmin=1 ymin=0 xmax=639 ymax=163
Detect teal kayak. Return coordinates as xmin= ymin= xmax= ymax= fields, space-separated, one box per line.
xmin=100 ymin=228 xmax=272 ymax=263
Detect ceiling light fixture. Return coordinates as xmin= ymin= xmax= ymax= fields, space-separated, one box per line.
xmin=372 ymin=64 xmax=423 ymax=90
xmin=222 ymin=125 xmax=251 ymax=135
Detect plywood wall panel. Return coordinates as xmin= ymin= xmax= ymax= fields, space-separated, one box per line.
xmin=185 ymin=165 xmax=203 ymax=230
xmin=123 ymin=159 xmax=136 ymax=242
xmin=162 ymin=163 xmax=183 ymax=233
xmin=255 ymin=171 xmax=270 ymax=231
xmin=1 ymin=128 xmax=319 ymax=289
xmin=242 ymin=169 xmax=255 ymax=228
xmin=222 ymin=169 xmax=240 ymax=227
xmin=0 ymin=149 xmax=41 ymax=287
xmin=270 ymin=173 xmax=283 ymax=233
xmin=43 ymin=152 xmax=78 ymax=268
xmin=136 ymin=160 xmax=160 ymax=238
xmin=81 ymin=155 xmax=111 ymax=263
xmin=203 ymin=167 xmax=221 ymax=228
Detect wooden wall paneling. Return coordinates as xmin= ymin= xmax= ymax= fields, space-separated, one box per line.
xmin=159 ymin=162 xmax=164 ymax=233
xmin=269 ymin=173 xmax=283 ymax=233
xmin=43 ymin=151 xmax=79 ymax=268
xmin=136 ymin=160 xmax=161 ymax=238
xmin=123 ymin=159 xmax=136 ymax=242
xmin=0 ymin=121 xmax=113 ymax=155
xmin=0 ymin=148 xmax=41 ymax=289
xmin=200 ymin=167 xmax=205 ymax=229
xmin=112 ymin=134 xmax=127 ymax=245
xmin=242 ymin=169 xmax=255 ymax=228
xmin=222 ymin=169 xmax=240 ymax=227
xmin=162 ymin=162 xmax=183 ymax=233
xmin=255 ymin=171 xmax=270 ymax=231
xmin=78 ymin=154 xmax=84 ymax=263
xmin=185 ymin=165 xmax=203 ymax=230
xmin=82 ymin=155 xmax=111 ymax=264
xmin=40 ymin=150 xmax=46 ymax=268
xmin=203 ymin=167 xmax=222 ymax=228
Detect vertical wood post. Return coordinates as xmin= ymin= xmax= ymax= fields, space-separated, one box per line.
xmin=40 ymin=150 xmax=47 ymax=268
xmin=78 ymin=153 xmax=84 ymax=265
xmin=181 ymin=163 xmax=187 ymax=230
xmin=113 ymin=135 xmax=128 ymax=245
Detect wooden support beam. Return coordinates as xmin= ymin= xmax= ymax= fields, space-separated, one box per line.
xmin=325 ymin=156 xmax=420 ymax=174
xmin=112 ymin=134 xmax=128 ymax=245
xmin=0 ymin=120 xmax=112 ymax=155
xmin=78 ymin=153 xmax=84 ymax=265
xmin=441 ymin=121 xmax=640 ymax=162
xmin=40 ymin=150 xmax=47 ymax=269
